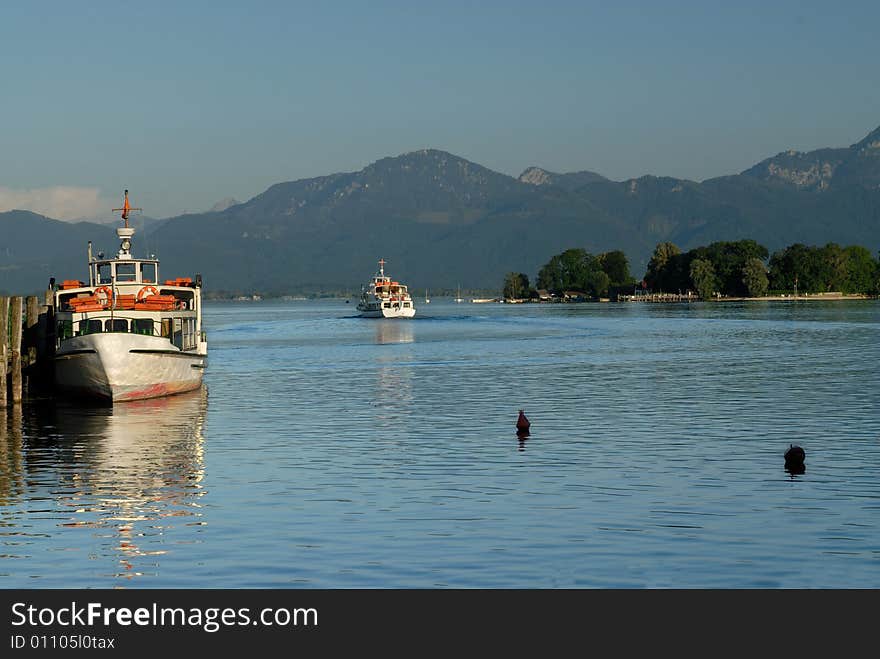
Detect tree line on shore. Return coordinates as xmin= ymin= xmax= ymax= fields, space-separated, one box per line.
xmin=503 ymin=240 xmax=880 ymax=300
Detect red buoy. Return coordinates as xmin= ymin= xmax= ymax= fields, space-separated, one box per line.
xmin=516 ymin=409 xmax=530 ymax=432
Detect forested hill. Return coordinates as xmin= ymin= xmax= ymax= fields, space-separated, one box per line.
xmin=2 ymin=126 xmax=879 ymax=295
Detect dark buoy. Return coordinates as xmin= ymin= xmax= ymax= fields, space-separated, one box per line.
xmin=784 ymin=444 xmax=806 ymax=474
xmin=516 ymin=410 xmax=530 ymax=432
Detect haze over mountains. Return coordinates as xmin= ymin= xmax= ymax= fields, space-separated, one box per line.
xmin=2 ymin=126 xmax=879 ymax=295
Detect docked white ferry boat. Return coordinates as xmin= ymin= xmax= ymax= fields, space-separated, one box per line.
xmin=53 ymin=191 xmax=207 ymax=402
xmin=356 ymin=259 xmax=416 ymax=318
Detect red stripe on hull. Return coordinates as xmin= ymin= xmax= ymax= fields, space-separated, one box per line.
xmin=113 ymin=380 xmax=202 ymax=402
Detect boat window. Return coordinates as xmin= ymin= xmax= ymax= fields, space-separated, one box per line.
xmin=140 ymin=262 xmax=157 ymax=284
xmin=105 ymin=319 xmax=128 ymax=333
xmin=116 ymin=263 xmax=137 ymax=282
xmin=180 ymin=317 xmax=197 ymax=350
xmin=78 ymin=319 xmax=103 ymax=335
xmin=57 ymin=320 xmax=73 ymax=340
xmin=132 ymin=319 xmax=155 ymax=336
xmin=161 ymin=319 xmax=172 ymax=338
xmin=172 ymin=317 xmax=183 ymax=349
xmin=383 ymin=303 xmax=391 ymax=308
xmin=97 ymin=263 xmax=111 ymax=284
xmin=404 ymin=302 xmax=410 ymax=307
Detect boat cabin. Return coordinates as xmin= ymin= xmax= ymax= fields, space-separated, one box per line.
xmin=91 ymin=258 xmax=159 ymax=286
xmin=373 ymin=280 xmax=408 ymax=296
xmin=56 ymin=257 xmax=199 ymax=314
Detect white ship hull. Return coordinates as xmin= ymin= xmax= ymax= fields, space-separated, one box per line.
xmin=55 ymin=333 xmax=206 ymax=402
xmin=357 ymin=304 xmax=416 ymax=319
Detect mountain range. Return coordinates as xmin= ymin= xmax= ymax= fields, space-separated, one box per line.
xmin=2 ymin=126 xmax=879 ymax=295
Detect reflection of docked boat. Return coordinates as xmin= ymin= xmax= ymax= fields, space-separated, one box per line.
xmin=16 ymin=387 xmax=208 ymax=581
xmin=53 ymin=191 xmax=208 ymax=402
xmin=357 ymin=258 xmax=416 ymax=318
xmin=30 ymin=387 xmax=207 ymax=500
xmin=78 ymin=387 xmax=207 ymax=489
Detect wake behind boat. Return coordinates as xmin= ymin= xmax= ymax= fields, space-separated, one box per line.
xmin=356 ymin=259 xmax=416 ymax=318
xmin=53 ymin=190 xmax=208 ymax=402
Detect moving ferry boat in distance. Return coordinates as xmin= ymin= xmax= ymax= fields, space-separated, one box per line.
xmin=356 ymin=259 xmax=416 ymax=318
xmin=53 ymin=190 xmax=207 ymax=402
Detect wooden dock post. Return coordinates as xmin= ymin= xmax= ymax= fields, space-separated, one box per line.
xmin=39 ymin=288 xmax=55 ymax=376
xmin=26 ymin=296 xmax=39 ymax=368
xmin=10 ymin=297 xmax=22 ymax=404
xmin=1 ymin=296 xmax=7 ymax=410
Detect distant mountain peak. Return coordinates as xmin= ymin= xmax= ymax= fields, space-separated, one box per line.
xmin=209 ymin=197 xmax=240 ymax=212
xmin=519 ymin=167 xmax=554 ymax=186
xmin=385 ymin=148 xmax=491 ymax=172
xmin=852 ymin=125 xmax=880 ymax=151
xmin=518 ymin=166 xmax=609 ymax=190
xmin=359 ymin=148 xmax=516 ymax=194
xmin=741 ymin=124 xmax=880 ymax=190
xmin=403 ymin=148 xmax=453 ymax=158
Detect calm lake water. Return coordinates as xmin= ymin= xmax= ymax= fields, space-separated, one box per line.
xmin=2 ymin=299 xmax=879 ymax=587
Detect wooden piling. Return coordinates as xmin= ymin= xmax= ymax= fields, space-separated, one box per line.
xmin=26 ymin=296 xmax=39 ymax=368
xmin=0 ymin=296 xmax=7 ymax=410
xmin=10 ymin=297 xmax=22 ymax=404
xmin=38 ymin=288 xmax=54 ymax=367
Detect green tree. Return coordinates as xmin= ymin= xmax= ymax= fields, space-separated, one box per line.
xmin=503 ymin=272 xmax=530 ymax=299
xmin=699 ymin=240 xmax=769 ymax=296
xmin=842 ymin=245 xmax=878 ymax=293
xmin=690 ymin=258 xmax=718 ymax=300
xmin=820 ymin=243 xmax=848 ymax=292
xmin=536 ymin=248 xmax=600 ymax=294
xmin=874 ymin=250 xmax=880 ymax=295
xmin=584 ymin=269 xmax=611 ymax=297
xmin=598 ymin=250 xmax=632 ymax=285
xmin=741 ymin=257 xmax=769 ymax=297
xmin=536 ymin=255 xmax=563 ymax=293
xmin=769 ymin=244 xmax=823 ymax=293
xmin=644 ymin=242 xmax=681 ymax=291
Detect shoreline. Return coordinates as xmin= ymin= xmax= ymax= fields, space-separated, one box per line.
xmin=520 ymin=293 xmax=877 ymax=304
xmin=720 ymin=294 xmax=872 ymax=302
xmin=617 ymin=292 xmax=874 ymax=303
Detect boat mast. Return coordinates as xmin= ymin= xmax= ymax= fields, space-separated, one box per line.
xmin=111 ymin=189 xmax=142 ymax=259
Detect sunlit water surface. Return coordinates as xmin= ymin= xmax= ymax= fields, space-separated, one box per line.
xmin=2 ymin=299 xmax=878 ymax=587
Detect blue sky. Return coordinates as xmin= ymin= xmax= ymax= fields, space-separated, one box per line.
xmin=1 ymin=0 xmax=877 ymax=219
